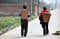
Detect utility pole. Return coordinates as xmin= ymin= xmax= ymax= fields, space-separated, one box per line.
xmin=55 ymin=0 xmax=58 ymax=9
xmin=31 ymin=0 xmax=32 ymax=16
xmin=38 ymin=0 xmax=39 ymax=15
xmin=41 ymin=0 xmax=43 ymax=7
xmin=57 ymin=0 xmax=59 ymax=8
xmin=24 ymin=0 xmax=26 ymax=5
xmin=52 ymin=0 xmax=54 ymax=10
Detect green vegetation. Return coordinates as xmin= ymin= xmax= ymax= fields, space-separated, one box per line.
xmin=0 ymin=16 xmax=20 ymax=30
xmin=0 ymin=16 xmax=37 ymax=31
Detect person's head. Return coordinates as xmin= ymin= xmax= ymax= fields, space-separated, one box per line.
xmin=43 ymin=7 xmax=47 ymax=10
xmin=23 ymin=5 xmax=27 ymax=9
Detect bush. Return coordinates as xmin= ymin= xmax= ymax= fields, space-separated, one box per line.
xmin=0 ymin=16 xmax=20 ymax=30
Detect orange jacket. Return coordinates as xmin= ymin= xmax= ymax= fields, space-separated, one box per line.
xmin=40 ymin=10 xmax=49 ymax=17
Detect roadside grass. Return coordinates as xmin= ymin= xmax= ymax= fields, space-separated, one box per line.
xmin=0 ymin=16 xmax=20 ymax=30
xmin=0 ymin=16 xmax=37 ymax=31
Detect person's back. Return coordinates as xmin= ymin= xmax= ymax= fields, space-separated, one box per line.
xmin=21 ymin=9 xmax=29 ymax=19
xmin=40 ymin=9 xmax=50 ymax=17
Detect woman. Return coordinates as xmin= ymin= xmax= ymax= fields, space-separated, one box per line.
xmin=39 ymin=7 xmax=51 ymax=35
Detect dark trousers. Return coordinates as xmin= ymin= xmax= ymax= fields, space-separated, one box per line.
xmin=21 ymin=19 xmax=28 ymax=36
xmin=42 ymin=22 xmax=49 ymax=35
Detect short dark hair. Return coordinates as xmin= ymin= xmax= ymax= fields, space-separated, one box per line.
xmin=43 ymin=7 xmax=47 ymax=10
xmin=23 ymin=5 xmax=27 ymax=9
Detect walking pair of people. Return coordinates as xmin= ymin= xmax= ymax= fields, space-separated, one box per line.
xmin=20 ymin=5 xmax=51 ymax=37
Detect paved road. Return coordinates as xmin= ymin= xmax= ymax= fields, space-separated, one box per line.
xmin=0 ymin=9 xmax=60 ymax=39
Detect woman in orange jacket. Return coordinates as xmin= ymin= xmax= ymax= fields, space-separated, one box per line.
xmin=39 ymin=7 xmax=51 ymax=35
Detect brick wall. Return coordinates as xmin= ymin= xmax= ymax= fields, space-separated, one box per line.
xmin=0 ymin=4 xmax=21 ymax=12
xmin=0 ymin=4 xmax=22 ymax=16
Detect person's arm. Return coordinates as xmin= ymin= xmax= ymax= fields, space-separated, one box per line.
xmin=39 ymin=11 xmax=43 ymax=20
xmin=19 ymin=13 xmax=21 ymax=16
xmin=19 ymin=10 xmax=22 ymax=16
xmin=28 ymin=13 xmax=31 ymax=17
xmin=40 ymin=11 xmax=43 ymax=17
xmin=27 ymin=9 xmax=31 ymax=17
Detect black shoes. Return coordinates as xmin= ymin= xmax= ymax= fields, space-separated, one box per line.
xmin=24 ymin=35 xmax=26 ymax=37
xmin=43 ymin=33 xmax=49 ymax=36
xmin=21 ymin=35 xmax=27 ymax=37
